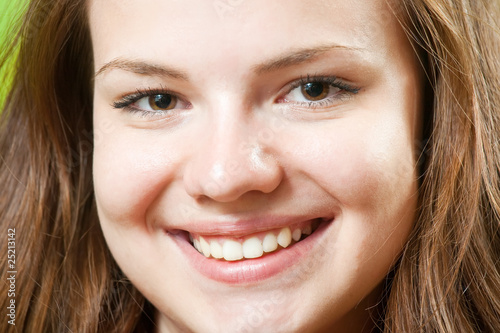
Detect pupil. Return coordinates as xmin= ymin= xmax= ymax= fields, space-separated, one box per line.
xmin=303 ymin=82 xmax=325 ymax=98
xmin=153 ymin=94 xmax=172 ymax=109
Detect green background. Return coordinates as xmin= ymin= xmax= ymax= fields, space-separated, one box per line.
xmin=0 ymin=0 xmax=27 ymax=106
xmin=0 ymin=0 xmax=24 ymax=34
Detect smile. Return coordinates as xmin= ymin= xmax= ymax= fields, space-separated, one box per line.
xmin=189 ymin=219 xmax=321 ymax=261
xmin=166 ymin=216 xmax=334 ymax=284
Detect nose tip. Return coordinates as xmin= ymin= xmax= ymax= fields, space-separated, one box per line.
xmin=184 ymin=145 xmax=283 ymax=203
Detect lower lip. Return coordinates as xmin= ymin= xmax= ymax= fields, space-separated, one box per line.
xmin=169 ymin=220 xmax=333 ymax=285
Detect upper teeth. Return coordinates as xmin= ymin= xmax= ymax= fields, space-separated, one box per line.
xmin=191 ymin=223 xmax=316 ymax=261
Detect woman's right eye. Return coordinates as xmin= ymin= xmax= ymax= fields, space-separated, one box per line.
xmin=113 ymin=90 xmax=191 ymax=116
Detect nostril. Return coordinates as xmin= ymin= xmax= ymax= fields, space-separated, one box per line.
xmin=182 ymin=141 xmax=284 ymax=203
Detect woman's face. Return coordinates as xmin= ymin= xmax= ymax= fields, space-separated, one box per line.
xmin=90 ymin=0 xmax=422 ymax=331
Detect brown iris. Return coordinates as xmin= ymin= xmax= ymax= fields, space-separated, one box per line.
xmin=300 ymin=82 xmax=329 ymax=101
xmin=148 ymin=94 xmax=177 ymax=110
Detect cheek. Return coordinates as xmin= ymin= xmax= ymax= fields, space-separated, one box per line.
xmin=295 ymin=117 xmax=417 ymax=275
xmin=341 ymin=136 xmax=415 ymax=213
xmin=92 ymin=126 xmax=178 ymax=224
xmin=286 ymin=115 xmax=417 ymax=219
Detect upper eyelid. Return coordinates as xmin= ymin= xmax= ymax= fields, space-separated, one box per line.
xmin=127 ymin=87 xmax=180 ymax=101
xmin=112 ymin=88 xmax=184 ymax=109
xmin=286 ymin=76 xmax=359 ymax=93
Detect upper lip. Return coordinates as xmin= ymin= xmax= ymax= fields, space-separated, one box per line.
xmin=162 ymin=215 xmax=332 ymax=238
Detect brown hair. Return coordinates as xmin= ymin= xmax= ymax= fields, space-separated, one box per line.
xmin=385 ymin=0 xmax=500 ymax=332
xmin=0 ymin=0 xmax=150 ymax=331
xmin=0 ymin=0 xmax=498 ymax=332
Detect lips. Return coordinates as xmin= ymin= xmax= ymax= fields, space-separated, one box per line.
xmin=190 ymin=219 xmax=321 ymax=261
xmin=166 ymin=217 xmax=334 ymax=284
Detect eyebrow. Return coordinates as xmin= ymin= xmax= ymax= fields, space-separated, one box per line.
xmin=253 ymin=44 xmax=363 ymax=74
xmin=95 ymin=44 xmax=362 ymax=79
xmin=94 ymin=58 xmax=189 ymax=80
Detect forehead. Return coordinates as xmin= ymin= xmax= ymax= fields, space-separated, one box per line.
xmin=88 ymin=0 xmax=406 ymax=70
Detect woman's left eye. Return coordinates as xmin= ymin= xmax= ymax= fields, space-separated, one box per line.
xmin=293 ymin=82 xmax=337 ymax=102
xmin=137 ymin=94 xmax=178 ymax=111
xmin=279 ymin=77 xmax=359 ymax=107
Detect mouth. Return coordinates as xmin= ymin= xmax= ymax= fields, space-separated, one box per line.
xmin=188 ymin=218 xmax=323 ymax=261
xmin=166 ymin=216 xmax=334 ymax=284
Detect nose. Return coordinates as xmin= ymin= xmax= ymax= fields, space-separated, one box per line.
xmin=183 ymin=115 xmax=283 ymax=203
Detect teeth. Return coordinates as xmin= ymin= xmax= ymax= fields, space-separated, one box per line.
xmin=277 ymin=228 xmax=292 ymax=248
xmin=200 ymin=236 xmax=211 ymax=258
xmin=210 ymin=241 xmax=224 ymax=259
xmin=223 ymin=240 xmax=243 ymax=261
xmin=191 ymin=222 xmax=319 ymax=261
xmin=243 ymin=237 xmax=264 ymax=259
xmin=262 ymin=233 xmax=278 ymax=253
xmin=193 ymin=238 xmax=201 ymax=252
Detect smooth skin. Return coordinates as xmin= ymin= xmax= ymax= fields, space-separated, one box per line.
xmin=90 ymin=0 xmax=422 ymax=331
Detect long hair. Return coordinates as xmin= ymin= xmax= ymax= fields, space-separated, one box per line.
xmin=0 ymin=0 xmax=150 ymax=331
xmin=385 ymin=0 xmax=500 ymax=332
xmin=0 ymin=0 xmax=498 ymax=332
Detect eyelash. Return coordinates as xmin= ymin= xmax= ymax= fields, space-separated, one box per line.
xmin=281 ymin=75 xmax=360 ymax=108
xmin=111 ymin=75 xmax=360 ymax=116
xmin=112 ymin=87 xmax=183 ymax=116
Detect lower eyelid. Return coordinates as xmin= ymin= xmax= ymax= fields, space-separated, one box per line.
xmin=294 ymin=94 xmax=353 ymax=111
